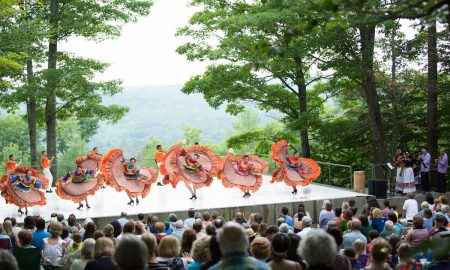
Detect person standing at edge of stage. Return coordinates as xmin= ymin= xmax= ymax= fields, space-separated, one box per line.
xmin=436 ymin=148 xmax=448 ymax=193
xmin=418 ymin=147 xmax=431 ymax=194
xmin=155 ymin=145 xmax=165 ymax=186
xmin=41 ymin=150 xmax=54 ymax=193
xmin=5 ymin=154 xmax=21 ymax=172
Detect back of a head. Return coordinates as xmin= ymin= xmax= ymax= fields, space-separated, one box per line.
xmin=191 ymin=236 xmax=211 ymax=262
xmin=141 ymin=233 xmax=157 ymax=256
xmin=352 ymin=239 xmax=366 ymax=254
xmin=251 ymin=237 xmax=270 ymax=260
xmin=121 ymin=211 xmax=127 ymax=217
xmin=254 ymin=213 xmax=263 ymax=224
xmin=110 ymin=221 xmax=122 ymax=238
xmin=94 ymin=237 xmax=115 ymax=259
xmin=281 ymin=207 xmax=289 ymax=215
xmin=397 ymin=242 xmax=412 ymax=261
xmin=36 ymin=218 xmax=46 ymax=230
xmin=326 ymin=228 xmax=343 ymax=249
xmin=57 ymin=214 xmax=64 ymax=222
xmin=266 ymin=225 xmax=279 ymax=235
xmin=298 ymin=229 xmax=337 ymax=267
xmin=217 ymin=222 xmax=248 ymax=255
xmin=114 ymin=234 xmax=148 ymax=270
xmin=302 ymin=216 xmax=312 ymax=228
xmin=407 ymin=193 xmax=414 ymax=199
xmin=325 ymin=202 xmax=333 ymax=211
xmin=18 ymin=230 xmax=32 ymax=246
xmin=425 ymin=193 xmax=434 ymax=205
xmin=155 ymin=222 xmax=165 ymax=233
xmin=0 ymin=249 xmax=18 ymax=270
xmin=384 ymin=221 xmax=394 ymax=230
xmin=205 ymin=224 xmax=216 ymax=236
xmin=81 ymin=238 xmax=95 ymax=260
xmin=188 ymin=208 xmax=195 ymax=218
xmin=271 ymin=233 xmax=290 ymax=257
xmin=123 ymin=221 xmax=135 ymax=234
xmin=137 ymin=213 xmax=144 ymax=221
xmin=193 ymin=220 xmax=203 ymax=233
xmin=388 ymin=212 xmax=398 ymax=224
xmin=104 ymin=224 xmax=115 ymax=237
xmin=351 ymin=219 xmax=361 ymax=230
xmin=370 ymin=238 xmax=391 ymax=263
xmin=279 ymin=223 xmax=289 ymax=233
xmin=158 ymin=235 xmax=180 ymax=258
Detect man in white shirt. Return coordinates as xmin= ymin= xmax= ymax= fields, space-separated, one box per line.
xmin=117 ymin=211 xmax=128 ymax=228
xmin=402 ymin=193 xmax=418 ymax=223
xmin=297 ymin=216 xmax=313 ymax=239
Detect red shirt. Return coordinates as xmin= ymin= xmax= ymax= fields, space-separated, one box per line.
xmin=41 ymin=157 xmax=50 ymax=169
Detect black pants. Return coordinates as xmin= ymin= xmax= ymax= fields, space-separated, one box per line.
xmin=421 ymin=171 xmax=430 ymax=191
xmin=437 ymin=172 xmax=447 ymax=193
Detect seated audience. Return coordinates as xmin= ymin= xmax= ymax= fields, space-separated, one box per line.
xmin=405 ymin=215 xmax=429 ymax=247
xmin=42 ymin=221 xmax=67 ymax=266
xmin=343 ymin=220 xmax=367 ymax=248
xmin=364 ymin=238 xmax=391 ymax=270
xmin=141 ymin=233 xmax=167 ymax=270
xmin=189 ymin=236 xmax=211 ymax=270
xmin=251 ymin=237 xmax=270 ymax=262
xmin=157 ymin=235 xmax=189 ymax=269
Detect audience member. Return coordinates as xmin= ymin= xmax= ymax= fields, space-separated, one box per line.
xmin=209 ymin=222 xmax=269 ymax=270
xmin=418 ymin=201 xmax=430 ymax=216
xmin=250 ymin=237 xmax=270 ymax=262
xmin=0 ymin=224 xmax=12 ymax=251
xmin=13 ymin=229 xmax=40 ymax=270
xmin=319 ymin=200 xmax=334 ymax=230
xmin=181 ymin=229 xmax=197 ymax=254
xmin=298 ymin=229 xmax=336 ymax=270
xmin=352 ymin=239 xmax=369 ymax=269
xmin=379 ymin=221 xmax=396 ymax=240
xmin=343 ymin=220 xmax=367 ymax=248
xmin=172 ymin=220 xmax=185 ymax=241
xmin=365 ymin=238 xmax=391 ymax=270
xmin=423 ymin=208 xmax=434 ymax=230
xmin=85 ymin=237 xmax=117 ymax=270
xmin=0 ymin=249 xmax=19 ymax=270
xmin=265 ymin=225 xmax=279 ymax=241
xmin=405 ymin=215 xmax=429 ymax=247
xmin=359 ymin=215 xmax=371 ymax=239
xmin=114 ymin=234 xmax=148 ymax=270
xmin=42 ymin=221 xmax=67 ymax=266
xmin=430 ymin=214 xmax=450 ymax=238
xmin=269 ymin=233 xmax=302 ymax=270
xmin=381 ymin=199 xmax=394 ymax=217
xmin=366 ymin=230 xmax=379 ymax=252
xmin=402 ymin=193 xmax=418 ymax=223
xmin=185 ymin=209 xmax=196 ymax=228
xmin=155 ymin=222 xmax=168 ymax=242
xmin=281 ymin=207 xmax=294 ymax=227
xmin=157 ymin=236 xmax=189 ymax=269
xmin=387 ymin=212 xmax=402 ymax=237
xmin=193 ymin=220 xmax=206 ymax=240
xmin=370 ymin=208 xmax=387 ymax=233
xmin=141 ymin=233 xmax=166 ymax=270
xmin=297 ymin=216 xmax=313 ymax=239
xmin=69 ymin=238 xmax=95 ymax=270
xmin=31 ymin=218 xmax=50 ymax=248
xmin=117 ymin=212 xmax=128 ymax=228
xmin=189 ymin=236 xmax=211 ymax=270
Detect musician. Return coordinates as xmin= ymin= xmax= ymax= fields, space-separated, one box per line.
xmin=417 ymin=147 xmax=431 ymax=194
xmin=436 ymin=148 xmax=448 ymax=193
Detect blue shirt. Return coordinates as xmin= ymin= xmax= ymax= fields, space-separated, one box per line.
xmin=184 ymin=218 xmax=195 ymax=228
xmin=284 ymin=215 xmax=294 ymax=227
xmin=208 ymin=253 xmax=270 ymax=270
xmin=31 ymin=229 xmax=50 ymax=248
xmin=421 ymin=152 xmax=431 ymax=172
xmin=370 ymin=217 xmax=387 ymax=233
xmin=343 ymin=231 xmax=367 ymax=248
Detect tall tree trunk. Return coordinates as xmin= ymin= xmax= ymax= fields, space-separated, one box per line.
xmin=359 ymin=24 xmax=386 ymax=179
xmin=390 ymin=25 xmax=399 ymax=161
xmin=427 ymin=19 xmax=438 ymax=159
xmin=46 ymin=0 xmax=59 ymax=181
xmin=26 ymin=59 xmax=38 ymax=168
xmin=294 ymin=56 xmax=311 ymax=158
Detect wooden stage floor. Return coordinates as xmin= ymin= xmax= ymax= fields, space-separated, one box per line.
xmin=0 ymin=176 xmax=368 ymax=224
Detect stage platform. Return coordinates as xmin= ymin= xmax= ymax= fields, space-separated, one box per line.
xmin=1 ymin=176 xmax=369 ymax=227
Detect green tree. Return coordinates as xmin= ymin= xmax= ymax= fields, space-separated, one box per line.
xmin=44 ymin=0 xmax=153 ymax=178
xmin=177 ymin=0 xmax=341 ymax=158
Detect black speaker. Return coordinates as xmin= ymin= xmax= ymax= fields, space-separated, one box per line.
xmin=368 ymin=179 xmax=387 ymax=198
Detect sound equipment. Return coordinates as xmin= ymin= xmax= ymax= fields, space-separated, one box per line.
xmin=368 ymin=179 xmax=387 ymax=198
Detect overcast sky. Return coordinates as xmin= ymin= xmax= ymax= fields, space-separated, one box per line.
xmin=60 ymin=0 xmax=207 ymax=87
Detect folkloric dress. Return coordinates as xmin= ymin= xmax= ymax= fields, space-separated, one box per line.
xmin=218 ymin=154 xmax=268 ymax=193
xmin=55 ymin=169 xmax=103 ymax=203
xmin=162 ymin=144 xmax=223 ymax=189
xmin=271 ymin=140 xmax=321 ymax=187
xmin=0 ymin=166 xmax=49 ymax=207
xmin=101 ymin=149 xmax=158 ymax=199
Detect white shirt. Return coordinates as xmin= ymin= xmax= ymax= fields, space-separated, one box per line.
xmin=403 ymin=199 xmax=418 ymax=220
xmin=297 ymin=227 xmax=312 ymax=239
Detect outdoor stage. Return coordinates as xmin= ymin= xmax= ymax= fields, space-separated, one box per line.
xmin=1 ymin=176 xmax=369 ymax=227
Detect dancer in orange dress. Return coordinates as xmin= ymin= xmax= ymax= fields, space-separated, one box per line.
xmin=0 ymin=166 xmax=49 ymax=215
xmin=101 ymin=149 xmax=158 ymax=205
xmin=162 ymin=143 xmax=223 ymax=199
xmin=219 ymin=152 xmax=268 ymax=197
xmin=5 ymin=154 xmax=21 ymax=172
xmin=271 ymin=140 xmax=321 ymax=194
xmin=41 ymin=151 xmax=54 ymax=193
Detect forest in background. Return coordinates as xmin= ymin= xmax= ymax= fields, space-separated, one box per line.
xmin=0 ymin=0 xmax=449 ymax=187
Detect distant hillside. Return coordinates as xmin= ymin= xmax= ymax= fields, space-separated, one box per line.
xmin=89 ymin=85 xmax=241 ymax=154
